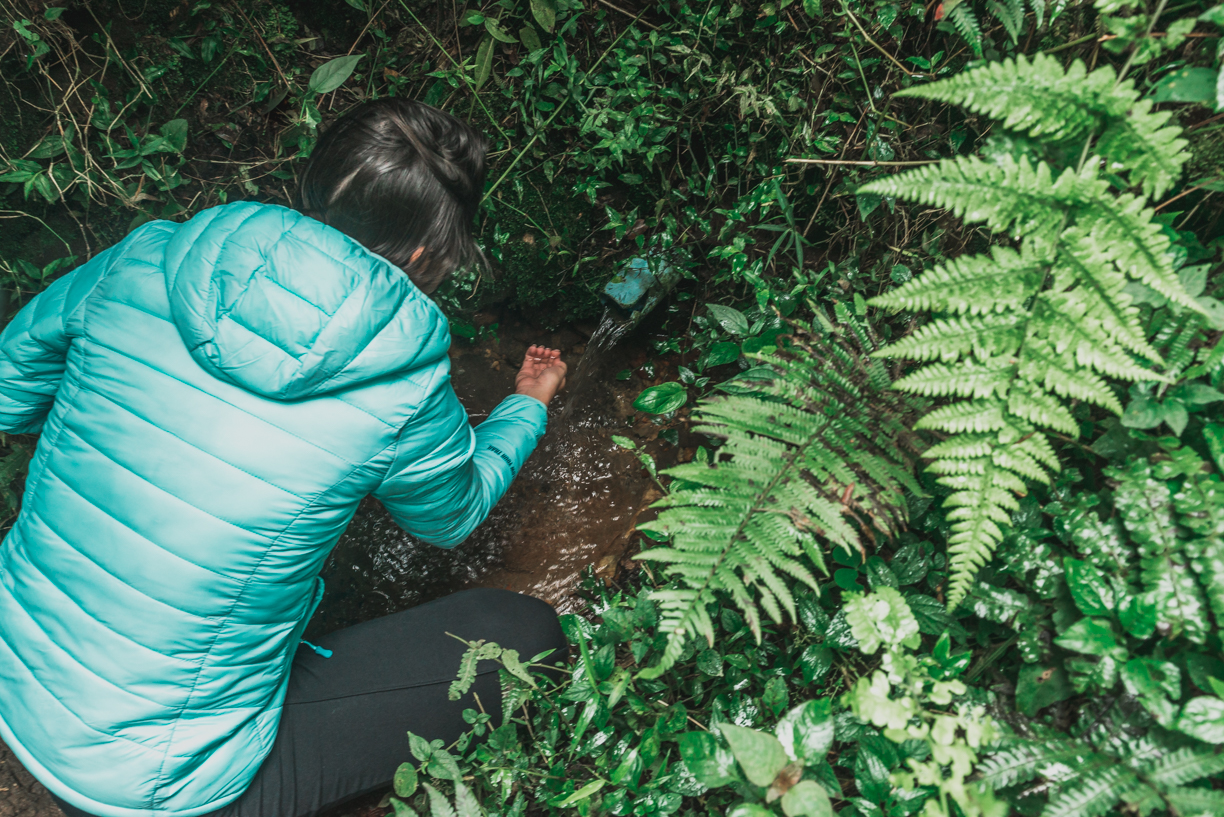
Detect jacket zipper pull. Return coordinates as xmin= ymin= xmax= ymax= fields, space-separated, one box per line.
xmin=301 ymin=640 xmax=333 ymax=658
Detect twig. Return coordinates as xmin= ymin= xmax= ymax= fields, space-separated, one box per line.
xmin=786 ymin=158 xmax=938 ymax=166
xmin=234 ymin=6 xmax=291 ymax=90
xmin=837 ymin=0 xmax=916 ymax=77
xmin=1154 ymin=176 xmax=1221 ymax=211
xmin=594 ymin=0 xmax=660 ymax=30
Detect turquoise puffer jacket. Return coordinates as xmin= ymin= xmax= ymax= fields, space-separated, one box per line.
xmin=0 ymin=202 xmax=546 ymax=817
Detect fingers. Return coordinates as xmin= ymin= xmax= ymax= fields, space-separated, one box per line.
xmin=524 ymin=345 xmax=564 ymax=364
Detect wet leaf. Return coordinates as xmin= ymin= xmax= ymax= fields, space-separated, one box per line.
xmin=704 ymin=341 xmax=742 ymax=367
xmin=1150 ymin=67 xmax=1219 ymax=104
xmin=160 ymin=119 xmax=188 ymax=153
xmin=774 ymin=699 xmax=834 ymax=763
xmin=781 ymin=780 xmax=834 ymax=817
xmin=678 ymin=731 xmax=738 ymax=788
xmin=720 ymin=724 xmax=789 ymax=787
xmin=633 ymin=381 xmax=686 ymax=414
xmin=844 ymin=587 xmax=920 ymax=653
xmin=1016 ymin=664 xmax=1075 ymax=715
xmin=394 ymin=763 xmax=419 ymax=798
xmin=309 ymin=54 xmax=365 ymax=94
xmin=1064 ymin=558 xmax=1114 ymax=616
xmin=762 ymin=676 xmax=790 ymax=716
xmin=1054 ymin=617 xmax=1121 ymax=657
xmin=531 ymin=0 xmax=557 ymax=32
xmin=552 ymin=779 xmax=606 ymax=807
xmin=697 ymin=648 xmax=724 ymax=676
xmin=1177 ymin=696 xmax=1224 ymax=743
xmin=797 ymin=645 xmax=833 ymax=684
xmin=474 ymin=37 xmax=494 ymax=90
xmin=519 ymin=26 xmax=543 ymax=52
xmin=706 ymin=303 xmax=750 ymax=336
xmin=484 ymin=18 xmax=518 ymax=43
xmin=854 ymin=745 xmax=891 ymax=802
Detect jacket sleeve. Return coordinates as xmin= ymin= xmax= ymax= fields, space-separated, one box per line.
xmin=373 ymin=374 xmax=547 ymax=548
xmin=0 ymin=255 xmax=110 ymax=435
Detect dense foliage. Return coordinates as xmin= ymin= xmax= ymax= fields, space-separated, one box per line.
xmin=0 ymin=0 xmax=1222 ymax=816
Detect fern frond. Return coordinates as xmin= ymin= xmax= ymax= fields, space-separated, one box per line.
xmin=885 ymin=313 xmax=1025 ymax=364
xmin=946 ymin=3 xmax=984 ymax=56
xmin=864 ymin=54 xmax=1197 ymax=608
xmin=942 ymin=458 xmax=1023 ymax=604
xmin=871 ymin=243 xmax=1050 ymax=316
xmin=985 ymin=0 xmax=1026 ymax=42
xmin=859 ymin=155 xmax=1084 ymax=240
xmin=1164 ymin=786 xmax=1224 ymax=815
xmin=1043 ymin=764 xmax=1139 ymax=817
xmin=894 ymin=54 xmax=1188 ymax=197
xmin=636 ymin=325 xmax=922 ymax=678
xmin=975 ymin=740 xmax=1085 ymax=788
xmin=915 ymin=399 xmax=1007 ymax=434
xmin=1055 ymin=227 xmax=1158 ymax=360
xmin=1142 ymin=746 xmax=1224 ymax=787
xmin=894 ymin=358 xmax=1017 ymax=400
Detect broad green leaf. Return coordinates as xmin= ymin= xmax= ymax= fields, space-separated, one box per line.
xmin=309 ymin=54 xmax=365 ymax=94
xmin=1054 ymin=617 xmax=1121 ymax=657
xmin=774 ymin=699 xmax=834 ymax=763
xmin=531 ymin=0 xmax=557 ymax=32
xmin=553 ymin=779 xmax=606 ymax=806
xmin=704 ymin=341 xmax=742 ymax=367
xmin=1015 ymin=664 xmax=1075 ymax=716
xmin=519 ymin=26 xmax=543 ymax=52
xmin=394 ymin=763 xmax=419 ymax=798
xmin=677 ymin=731 xmax=738 ymax=788
xmin=706 ymin=303 xmax=750 ymax=336
xmin=762 ymin=677 xmax=790 ymax=716
xmin=44 ymin=6 xmax=66 ymax=19
xmin=611 ymin=435 xmax=636 ymax=450
xmin=160 ymin=119 xmax=188 ymax=153
xmin=1177 ymin=696 xmax=1224 ymax=743
xmin=781 ymin=781 xmax=834 ymax=817
xmin=1123 ymin=658 xmax=1181 ymax=726
xmin=408 ymin=731 xmax=433 ymax=763
xmin=854 ymin=745 xmax=891 ymax=802
xmin=1065 ymin=558 xmax=1115 ymax=616
xmin=633 ymin=381 xmax=687 ymax=414
xmin=1150 ymin=67 xmax=1219 ymax=104
xmin=696 ymin=649 xmax=724 ymax=677
xmin=484 ymin=18 xmax=517 ymax=43
xmin=797 ymin=644 xmax=833 ymax=684
xmin=729 ymin=806 xmax=774 ymax=817
xmin=719 ymin=724 xmax=789 ymax=787
xmin=474 ymin=37 xmax=494 ymax=90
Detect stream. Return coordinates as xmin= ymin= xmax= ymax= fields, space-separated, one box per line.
xmin=305 ymin=311 xmax=662 ymax=637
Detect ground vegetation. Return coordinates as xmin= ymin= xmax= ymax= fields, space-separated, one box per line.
xmin=0 ymin=0 xmax=1222 ymax=816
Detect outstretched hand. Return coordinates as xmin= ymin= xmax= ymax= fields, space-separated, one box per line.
xmin=514 ymin=345 xmax=567 ymax=407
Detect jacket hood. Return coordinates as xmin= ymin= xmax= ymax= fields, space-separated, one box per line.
xmin=163 ymin=202 xmax=450 ymax=400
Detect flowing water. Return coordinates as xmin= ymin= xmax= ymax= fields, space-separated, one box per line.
xmin=306 ymin=315 xmax=657 ymax=637
xmin=559 ymin=308 xmax=633 ymax=422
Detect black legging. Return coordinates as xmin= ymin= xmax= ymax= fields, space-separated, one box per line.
xmin=53 ymin=588 xmax=566 ymax=817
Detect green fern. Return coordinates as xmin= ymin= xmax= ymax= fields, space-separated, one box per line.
xmin=942 ymin=0 xmax=1051 ymax=54
xmin=861 ymin=54 xmax=1199 ymax=607
xmin=979 ymin=704 xmax=1224 ymax=817
xmin=635 ymin=318 xmax=923 ymax=677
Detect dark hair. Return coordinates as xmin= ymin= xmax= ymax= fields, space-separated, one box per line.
xmin=294 ymin=98 xmax=489 ymax=294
